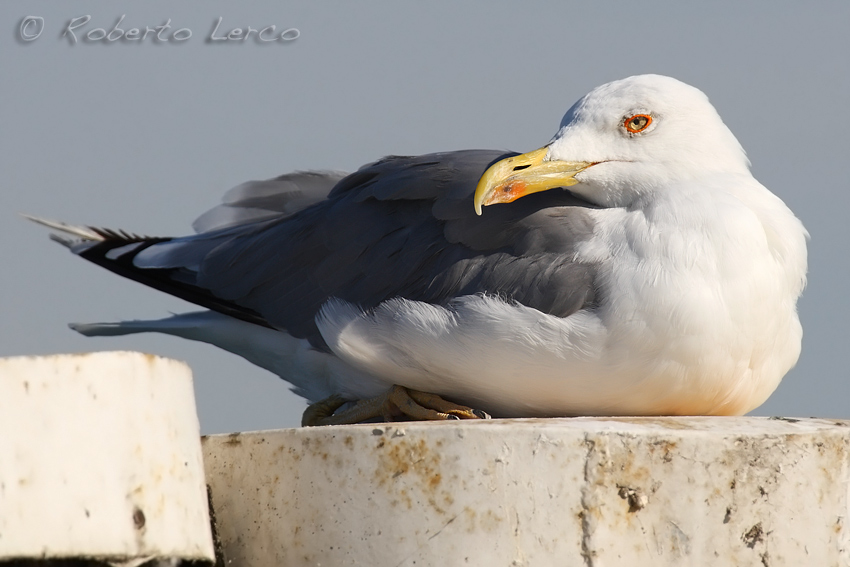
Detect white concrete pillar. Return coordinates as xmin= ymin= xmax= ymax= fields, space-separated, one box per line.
xmin=203 ymin=417 xmax=850 ymax=567
xmin=0 ymin=352 xmax=214 ymax=563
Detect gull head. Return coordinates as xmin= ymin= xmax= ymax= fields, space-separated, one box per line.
xmin=475 ymin=74 xmax=751 ymax=212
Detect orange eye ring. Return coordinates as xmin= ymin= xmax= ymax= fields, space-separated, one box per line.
xmin=624 ymin=114 xmax=652 ymax=133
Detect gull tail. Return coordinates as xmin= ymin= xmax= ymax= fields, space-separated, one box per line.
xmin=70 ymin=311 xmax=338 ymax=403
xmin=70 ymin=320 xmax=171 ymax=337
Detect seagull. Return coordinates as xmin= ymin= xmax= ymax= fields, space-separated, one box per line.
xmin=30 ymin=75 xmax=807 ymax=425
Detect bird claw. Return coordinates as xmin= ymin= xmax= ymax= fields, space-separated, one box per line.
xmin=302 ymin=385 xmax=491 ymax=426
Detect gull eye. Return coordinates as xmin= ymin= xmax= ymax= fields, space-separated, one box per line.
xmin=624 ymin=114 xmax=652 ymax=134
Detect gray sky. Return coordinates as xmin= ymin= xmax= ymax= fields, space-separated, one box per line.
xmin=2 ymin=1 xmax=848 ymax=433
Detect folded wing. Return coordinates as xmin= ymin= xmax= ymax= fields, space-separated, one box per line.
xmin=36 ymin=150 xmax=602 ymax=351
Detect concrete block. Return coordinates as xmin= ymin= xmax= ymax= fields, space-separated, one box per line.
xmin=203 ymin=417 xmax=850 ymax=566
xmin=0 ymin=352 xmax=214 ymax=563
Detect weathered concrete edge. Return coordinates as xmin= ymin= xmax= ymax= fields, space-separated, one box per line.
xmin=203 ymin=417 xmax=850 ymax=567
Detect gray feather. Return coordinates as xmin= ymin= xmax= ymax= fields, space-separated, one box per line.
xmin=192 ymin=171 xmax=348 ymax=233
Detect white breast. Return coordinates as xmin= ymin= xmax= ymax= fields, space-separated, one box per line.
xmin=578 ymin=173 xmax=806 ymax=415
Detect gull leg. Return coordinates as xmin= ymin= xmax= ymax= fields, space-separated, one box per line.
xmin=302 ymin=385 xmax=491 ymax=427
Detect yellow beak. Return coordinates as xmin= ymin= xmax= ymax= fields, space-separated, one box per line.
xmin=473 ymin=147 xmax=593 ymax=215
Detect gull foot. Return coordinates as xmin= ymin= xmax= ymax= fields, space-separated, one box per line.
xmin=301 ymin=394 xmax=348 ymax=427
xmin=302 ymin=385 xmax=491 ymax=427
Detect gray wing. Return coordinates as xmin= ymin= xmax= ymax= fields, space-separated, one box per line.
xmin=191 ymin=171 xmax=349 ymax=233
xmin=74 ymin=150 xmax=600 ymax=350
